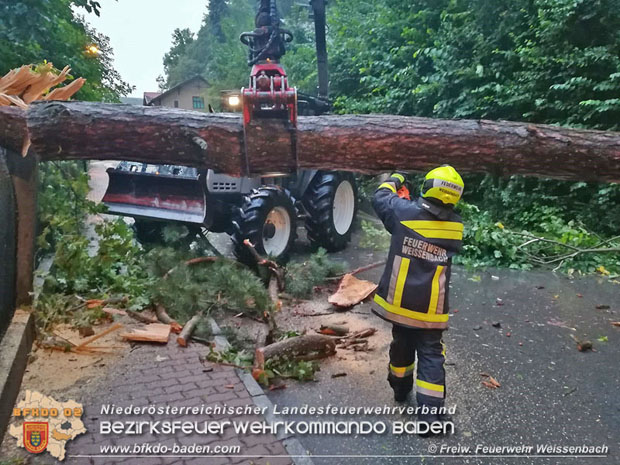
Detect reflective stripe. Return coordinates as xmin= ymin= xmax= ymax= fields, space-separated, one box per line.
xmin=400 ymin=220 xmax=463 ymax=240
xmin=436 ymin=266 xmax=447 ymax=315
xmin=417 ymin=386 xmax=445 ymax=398
xmin=441 ymin=340 xmax=446 ymax=357
xmin=372 ymin=303 xmax=449 ymax=329
xmin=387 ymin=255 xmax=402 ymax=304
xmin=373 ymin=294 xmax=449 ymax=323
xmin=427 ymin=265 xmax=445 ymax=315
xmin=392 ymin=173 xmax=405 ymax=183
xmin=416 ymin=379 xmax=444 ymax=398
xmin=390 ymin=363 xmax=415 ymax=378
xmin=401 ymin=220 xmax=464 ymax=231
xmin=392 ymin=257 xmax=410 ymax=308
xmin=379 ymin=182 xmax=396 ymax=193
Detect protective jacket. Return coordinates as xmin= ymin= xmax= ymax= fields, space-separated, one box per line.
xmin=371 ymin=180 xmax=463 ymax=330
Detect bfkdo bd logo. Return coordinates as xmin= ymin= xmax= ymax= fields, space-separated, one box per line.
xmin=23 ymin=422 xmax=49 ymax=454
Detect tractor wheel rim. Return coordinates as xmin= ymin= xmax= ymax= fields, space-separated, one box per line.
xmin=263 ymin=206 xmax=291 ymax=257
xmin=333 ymin=180 xmax=355 ymax=235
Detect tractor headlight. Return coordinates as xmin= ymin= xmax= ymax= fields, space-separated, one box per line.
xmin=228 ymin=95 xmax=240 ymax=107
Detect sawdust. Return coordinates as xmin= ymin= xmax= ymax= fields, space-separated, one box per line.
xmin=21 ymin=321 xmax=130 ymax=393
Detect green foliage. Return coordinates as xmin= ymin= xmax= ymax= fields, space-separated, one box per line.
xmin=40 ymin=218 xmax=151 ymax=307
xmin=455 ymin=198 xmax=620 ymax=275
xmin=359 ymin=220 xmax=391 ymax=251
xmin=37 ymin=162 xmax=101 ymax=256
xmin=323 ymin=0 xmax=620 ymax=275
xmin=151 ymin=256 xmax=273 ymax=323
xmin=284 ymin=248 xmax=346 ymax=298
xmin=0 ymin=0 xmax=132 ymax=101
xmin=206 ymin=344 xmax=319 ymax=384
xmin=328 ymin=0 xmax=620 ymax=129
xmin=206 ymin=346 xmax=254 ymax=367
xmin=265 ymin=357 xmax=318 ymax=382
xmin=34 ymin=293 xmax=107 ymax=333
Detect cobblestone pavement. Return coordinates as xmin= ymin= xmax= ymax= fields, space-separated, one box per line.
xmin=66 ymin=338 xmax=293 ymax=465
xmin=2 ymin=335 xmax=295 ymax=465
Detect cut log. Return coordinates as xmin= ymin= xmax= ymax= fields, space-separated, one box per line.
xmin=254 ymin=334 xmax=336 ymax=369
xmin=318 ymin=324 xmax=349 ymax=336
xmin=155 ymin=304 xmax=183 ymax=333
xmin=1 ymin=101 xmax=619 ymax=181
xmin=177 ymin=314 xmax=202 ymax=347
xmin=121 ymin=323 xmax=171 ymax=343
xmin=328 ymin=274 xmax=377 ymax=308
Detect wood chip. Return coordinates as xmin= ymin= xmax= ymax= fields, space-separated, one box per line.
xmin=121 ymin=323 xmax=171 ymax=343
xmin=328 ymin=274 xmax=377 ymax=308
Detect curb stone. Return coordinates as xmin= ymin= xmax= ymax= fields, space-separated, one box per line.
xmin=0 ymin=310 xmax=35 ymax=440
xmin=208 ymin=318 xmax=314 ymax=465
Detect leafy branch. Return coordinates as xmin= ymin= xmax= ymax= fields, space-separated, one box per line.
xmin=509 ymin=231 xmax=620 ymax=270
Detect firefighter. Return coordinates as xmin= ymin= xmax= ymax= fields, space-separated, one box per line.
xmin=371 ymin=166 xmax=464 ymax=431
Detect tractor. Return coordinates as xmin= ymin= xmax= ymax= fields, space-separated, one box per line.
xmin=102 ymin=0 xmax=358 ymax=263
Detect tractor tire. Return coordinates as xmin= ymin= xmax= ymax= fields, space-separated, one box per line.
xmin=133 ymin=219 xmax=165 ymax=244
xmin=232 ymin=186 xmax=297 ymax=264
xmin=0 ymin=149 xmax=16 ymax=333
xmin=303 ymin=171 xmax=358 ymax=252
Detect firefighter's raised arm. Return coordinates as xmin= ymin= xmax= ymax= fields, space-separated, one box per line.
xmin=372 ymin=172 xmax=411 ymax=233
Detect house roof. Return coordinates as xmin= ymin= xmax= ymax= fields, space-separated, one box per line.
xmin=142 ymin=92 xmax=161 ymax=105
xmin=148 ymin=76 xmax=210 ymax=106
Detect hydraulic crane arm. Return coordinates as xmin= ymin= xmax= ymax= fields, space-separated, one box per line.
xmin=311 ymin=0 xmax=329 ymax=101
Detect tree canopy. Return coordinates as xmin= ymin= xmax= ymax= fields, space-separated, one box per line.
xmin=161 ymin=0 xmax=620 ymax=130
xmin=0 ymin=0 xmax=132 ymax=102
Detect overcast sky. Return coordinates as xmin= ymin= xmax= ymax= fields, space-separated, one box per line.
xmin=83 ymin=0 xmax=207 ymax=98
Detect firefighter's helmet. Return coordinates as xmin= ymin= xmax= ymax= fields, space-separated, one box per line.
xmin=421 ymin=165 xmax=464 ymax=206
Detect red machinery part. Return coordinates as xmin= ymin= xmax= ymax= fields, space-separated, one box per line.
xmin=242 ymin=62 xmax=297 ymax=126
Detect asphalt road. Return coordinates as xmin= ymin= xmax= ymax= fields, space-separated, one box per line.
xmin=267 ymin=236 xmax=620 ymax=465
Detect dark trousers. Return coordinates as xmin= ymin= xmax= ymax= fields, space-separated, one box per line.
xmin=388 ymin=325 xmax=446 ymax=407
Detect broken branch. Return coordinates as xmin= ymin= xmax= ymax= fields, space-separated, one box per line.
xmin=177 ymin=314 xmax=203 ymax=347
xmin=254 ymin=334 xmax=336 ymax=369
xmin=75 ymin=322 xmax=123 ymax=351
xmin=155 ymin=304 xmax=183 ymax=333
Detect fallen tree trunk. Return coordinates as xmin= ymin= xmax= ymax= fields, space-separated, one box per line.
xmin=2 ymin=101 xmax=620 ymax=181
xmin=254 ymin=334 xmax=336 ymax=369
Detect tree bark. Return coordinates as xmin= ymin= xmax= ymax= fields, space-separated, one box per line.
xmin=254 ymin=334 xmax=337 ymax=369
xmin=6 ymin=148 xmax=37 ymax=306
xmin=2 ymin=101 xmax=620 ymax=181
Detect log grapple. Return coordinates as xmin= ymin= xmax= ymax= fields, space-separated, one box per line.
xmin=102 ymin=0 xmax=358 ymax=263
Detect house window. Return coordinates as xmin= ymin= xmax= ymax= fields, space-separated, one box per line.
xmin=192 ymin=96 xmax=205 ymax=109
xmin=174 ymin=100 xmax=179 ymax=108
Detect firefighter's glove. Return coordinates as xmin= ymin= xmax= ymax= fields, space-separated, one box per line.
xmin=387 ymin=172 xmax=407 ymax=190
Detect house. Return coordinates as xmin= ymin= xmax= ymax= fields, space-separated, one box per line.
xmin=143 ymin=76 xmax=210 ymax=111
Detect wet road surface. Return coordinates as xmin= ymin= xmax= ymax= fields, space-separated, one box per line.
xmin=267 ymin=236 xmax=620 ymax=464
